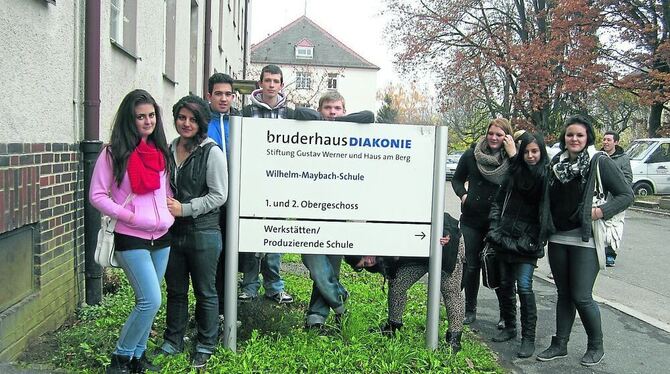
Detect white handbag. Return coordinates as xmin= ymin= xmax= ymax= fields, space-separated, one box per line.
xmin=592 ymin=157 xmax=625 ymax=269
xmin=94 ymin=193 xmax=135 ymax=268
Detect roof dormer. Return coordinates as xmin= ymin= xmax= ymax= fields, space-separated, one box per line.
xmin=295 ymin=38 xmax=314 ymax=59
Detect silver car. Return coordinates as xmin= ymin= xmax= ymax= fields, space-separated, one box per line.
xmin=445 ymin=152 xmax=464 ymax=180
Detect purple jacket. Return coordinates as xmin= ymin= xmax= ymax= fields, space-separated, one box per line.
xmin=89 ymin=149 xmax=174 ymax=240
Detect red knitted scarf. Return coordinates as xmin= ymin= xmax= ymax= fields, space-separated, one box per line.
xmin=127 ymin=140 xmax=165 ymax=194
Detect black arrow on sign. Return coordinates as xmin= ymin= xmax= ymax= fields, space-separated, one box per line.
xmin=415 ymin=232 xmax=426 ymax=240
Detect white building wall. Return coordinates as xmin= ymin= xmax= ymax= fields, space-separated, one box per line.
xmin=249 ymin=63 xmax=377 ymax=114
xmin=0 ymin=0 xmax=82 ymax=143
xmin=1 ymin=0 xmax=248 ymax=144
xmin=99 ymin=0 xmax=198 ymax=142
xmin=211 ymin=0 xmax=247 ymax=79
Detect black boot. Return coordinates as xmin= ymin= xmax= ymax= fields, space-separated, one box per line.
xmin=536 ymin=336 xmax=569 ymax=361
xmin=491 ymin=326 xmax=517 ymax=342
xmin=580 ymin=339 xmax=604 ymax=366
xmin=494 ymin=288 xmax=505 ymax=330
xmin=129 ymin=352 xmax=161 ymax=373
xmin=445 ymin=331 xmax=462 ymax=354
xmin=463 ymin=309 xmax=476 ymax=325
xmin=373 ymin=320 xmax=403 ymax=337
xmin=107 ymin=353 xmax=132 ymax=374
xmin=517 ymin=293 xmax=537 ymax=358
xmin=492 ymin=284 xmax=516 ymax=342
xmin=462 ymin=266 xmax=479 ymax=325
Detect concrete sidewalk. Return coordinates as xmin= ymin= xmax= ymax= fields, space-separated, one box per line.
xmin=471 ymin=278 xmax=670 ymax=374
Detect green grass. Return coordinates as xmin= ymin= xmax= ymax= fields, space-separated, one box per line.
xmin=34 ymin=265 xmax=502 ymax=373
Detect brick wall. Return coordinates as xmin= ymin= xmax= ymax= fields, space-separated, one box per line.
xmin=0 ymin=143 xmax=85 ymax=361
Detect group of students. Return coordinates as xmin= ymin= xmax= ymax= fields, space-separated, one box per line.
xmin=90 ymin=62 xmax=633 ymax=373
xmin=90 ymin=64 xmax=376 ymax=374
xmin=449 ymin=116 xmax=633 ymax=366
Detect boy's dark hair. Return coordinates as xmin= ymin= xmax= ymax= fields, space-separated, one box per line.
xmin=208 ymin=73 xmax=234 ymax=94
xmin=559 ymin=114 xmax=596 ymax=151
xmin=604 ymin=130 xmax=620 ymax=142
xmin=260 ymin=64 xmax=283 ymax=84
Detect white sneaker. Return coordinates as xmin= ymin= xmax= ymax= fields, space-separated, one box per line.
xmin=267 ymin=291 xmax=294 ymax=304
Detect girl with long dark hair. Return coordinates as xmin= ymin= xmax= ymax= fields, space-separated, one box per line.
xmin=90 ymin=89 xmax=173 ymax=374
xmin=486 ymin=132 xmax=550 ymax=357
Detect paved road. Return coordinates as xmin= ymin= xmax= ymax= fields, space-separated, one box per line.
xmin=443 ymin=186 xmax=670 ymax=373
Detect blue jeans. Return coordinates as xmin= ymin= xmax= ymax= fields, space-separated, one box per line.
xmin=301 ymin=254 xmax=347 ymax=325
xmin=114 ymin=247 xmax=170 ymax=357
xmin=163 ymin=229 xmax=221 ymax=354
xmin=499 ymin=261 xmax=535 ymax=295
xmin=240 ymin=253 xmax=284 ymax=297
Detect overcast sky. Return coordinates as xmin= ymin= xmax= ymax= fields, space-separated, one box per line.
xmin=248 ymin=0 xmax=397 ymax=89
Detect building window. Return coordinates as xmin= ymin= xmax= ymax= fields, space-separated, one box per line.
xmin=163 ymin=0 xmax=177 ymax=81
xmin=189 ymin=0 xmax=199 ymax=95
xmin=218 ymin=0 xmax=224 ymax=50
xmin=295 ymin=46 xmax=313 ymax=59
xmin=296 ymin=72 xmax=312 ymax=90
xmin=110 ymin=0 xmax=124 ymax=44
xmin=327 ymin=73 xmax=338 ymax=90
xmin=110 ymin=0 xmax=137 ymax=55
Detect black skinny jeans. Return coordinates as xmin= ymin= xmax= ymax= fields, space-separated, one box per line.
xmin=164 ymin=228 xmax=222 ymax=354
xmin=461 ymin=224 xmax=486 ymax=311
xmin=547 ymin=242 xmax=602 ymax=343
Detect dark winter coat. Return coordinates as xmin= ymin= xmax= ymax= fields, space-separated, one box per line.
xmin=604 ymin=145 xmax=633 ymax=185
xmin=487 ymin=169 xmax=548 ymax=261
xmin=294 ymin=107 xmax=375 ymax=123
xmin=451 ymin=146 xmax=501 ymax=230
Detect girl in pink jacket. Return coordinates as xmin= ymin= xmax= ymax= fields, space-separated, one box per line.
xmin=89 ymin=89 xmax=174 ymax=374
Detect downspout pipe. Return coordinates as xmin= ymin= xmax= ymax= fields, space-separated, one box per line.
xmin=81 ymin=0 xmax=104 ymax=305
xmin=242 ymin=0 xmax=251 ymax=106
xmin=203 ymin=0 xmax=212 ymax=98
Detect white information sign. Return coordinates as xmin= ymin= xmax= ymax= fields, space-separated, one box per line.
xmin=238 ymin=118 xmax=437 ymax=256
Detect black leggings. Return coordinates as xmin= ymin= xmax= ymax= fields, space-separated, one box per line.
xmin=547 ymin=242 xmax=602 ymax=343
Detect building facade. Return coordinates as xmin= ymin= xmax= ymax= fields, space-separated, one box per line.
xmin=249 ymin=16 xmax=379 ymax=113
xmin=0 ymin=0 xmax=249 ymax=361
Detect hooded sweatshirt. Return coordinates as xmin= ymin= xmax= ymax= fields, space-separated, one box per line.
xmin=242 ymin=88 xmax=294 ymax=119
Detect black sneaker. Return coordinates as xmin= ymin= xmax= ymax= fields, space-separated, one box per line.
xmin=192 ymin=352 xmax=211 ymax=369
xmin=129 ymin=352 xmax=161 ymax=373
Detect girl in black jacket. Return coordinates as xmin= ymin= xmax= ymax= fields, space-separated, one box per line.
xmin=486 ymin=132 xmax=549 ymax=358
xmin=537 ymin=115 xmax=633 ymax=366
xmin=452 ymin=118 xmax=516 ymax=325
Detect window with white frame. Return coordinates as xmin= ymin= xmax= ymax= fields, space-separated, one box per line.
xmin=110 ymin=0 xmax=124 ymax=44
xmin=110 ymin=0 xmax=138 ymax=55
xmin=327 ymin=73 xmax=338 ymax=89
xmin=163 ymin=0 xmax=177 ymax=81
xmin=295 ymin=46 xmax=313 ymax=59
xmin=296 ymin=72 xmax=312 ymax=90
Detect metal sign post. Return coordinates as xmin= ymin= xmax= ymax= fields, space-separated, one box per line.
xmin=222 ymin=116 xmax=242 ymax=351
xmin=426 ymin=125 xmax=448 ymax=350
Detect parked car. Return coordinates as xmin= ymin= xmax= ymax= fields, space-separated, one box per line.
xmin=445 ymin=152 xmax=464 ymax=180
xmin=626 ymin=138 xmax=670 ymax=195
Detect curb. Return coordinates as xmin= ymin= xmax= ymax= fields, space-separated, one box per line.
xmin=629 ymin=206 xmax=670 ymax=217
xmin=534 ymin=272 xmax=670 ymax=333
